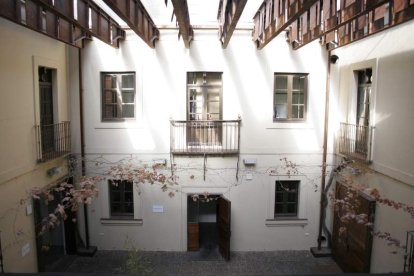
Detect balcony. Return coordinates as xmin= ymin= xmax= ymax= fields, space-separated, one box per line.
xmin=35 ymin=121 xmax=71 ymax=162
xmin=338 ymin=122 xmax=372 ymax=162
xmin=170 ymin=119 xmax=241 ymax=155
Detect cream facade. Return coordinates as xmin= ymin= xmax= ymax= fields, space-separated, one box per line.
xmin=0 ymin=17 xmax=73 ymax=272
xmin=330 ymin=20 xmax=414 ymax=273
xmin=0 ymin=7 xmax=413 ymax=274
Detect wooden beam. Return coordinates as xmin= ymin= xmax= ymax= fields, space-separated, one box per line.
xmin=253 ymin=0 xmax=319 ymax=50
xmin=170 ymin=0 xmax=193 ymax=48
xmin=102 ymin=0 xmax=159 ymax=48
xmin=0 ymin=0 xmax=125 ymax=48
xmin=292 ymin=0 xmax=413 ymax=50
xmin=218 ymin=0 xmax=248 ymax=48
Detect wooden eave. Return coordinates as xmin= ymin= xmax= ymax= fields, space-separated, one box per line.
xmin=253 ymin=0 xmax=319 ymax=50
xmin=0 ymin=0 xmax=125 ymax=48
xmin=102 ymin=0 xmax=160 ymax=48
xmin=170 ymin=0 xmax=193 ymax=48
xmin=218 ymin=0 xmax=248 ymax=49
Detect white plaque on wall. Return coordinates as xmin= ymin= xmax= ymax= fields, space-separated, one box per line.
xmin=152 ymin=205 xmax=164 ymax=213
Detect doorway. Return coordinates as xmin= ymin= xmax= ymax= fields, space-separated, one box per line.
xmin=187 ymin=195 xmax=231 ymax=260
xmin=38 ymin=66 xmax=55 ymax=159
xmin=33 ymin=178 xmax=77 ymax=271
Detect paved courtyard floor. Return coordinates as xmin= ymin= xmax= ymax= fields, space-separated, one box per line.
xmin=61 ymin=250 xmax=343 ymax=275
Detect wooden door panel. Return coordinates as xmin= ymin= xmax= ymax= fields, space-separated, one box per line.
xmin=187 ymin=223 xmax=199 ymax=251
xmin=217 ymin=196 xmax=231 ymax=261
xmin=332 ymin=182 xmax=375 ymax=273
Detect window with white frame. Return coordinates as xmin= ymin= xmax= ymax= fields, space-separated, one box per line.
xmin=273 ymin=73 xmax=308 ymax=121
xmin=101 ymin=72 xmax=135 ymax=121
xmin=274 ymin=180 xmax=299 ymax=218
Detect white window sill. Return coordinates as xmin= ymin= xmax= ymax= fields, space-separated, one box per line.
xmin=265 ymin=218 xmax=308 ymax=227
xmin=100 ymin=218 xmax=143 ymax=226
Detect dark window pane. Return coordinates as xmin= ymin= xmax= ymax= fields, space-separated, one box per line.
xmin=122 ymin=105 xmax=134 ymax=118
xmin=292 ymin=105 xmax=299 ymax=118
xmin=125 ymin=192 xmax=133 ymax=202
xmin=275 ymin=76 xmax=288 ymax=89
xmin=122 ymin=91 xmax=135 ymax=103
xmin=275 ymin=204 xmax=284 ymax=214
xmin=275 ymin=92 xmax=288 ymax=104
xmin=287 ymin=204 xmax=297 ymax=214
xmin=110 ymin=181 xmax=120 ymax=190
xmin=112 ymin=192 xmax=121 ymax=202
xmin=299 ymin=106 xmax=304 ymax=118
xmin=287 ymin=192 xmax=297 ymax=202
xmin=104 ymin=75 xmax=115 ymax=88
xmin=292 ymin=76 xmax=305 ymax=90
xmin=276 ymin=182 xmax=283 ymax=191
xmin=276 ymin=193 xmax=283 ymax=202
xmin=111 ymin=203 xmax=121 ymax=213
xmin=122 ymin=74 xmax=134 ymax=88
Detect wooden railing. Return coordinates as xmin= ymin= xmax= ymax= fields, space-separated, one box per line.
xmin=170 ymin=119 xmax=241 ymax=155
xmin=35 ymin=121 xmax=71 ymax=162
xmin=338 ymin=122 xmax=372 ymax=162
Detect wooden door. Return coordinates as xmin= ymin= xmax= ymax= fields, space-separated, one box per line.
xmin=187 ymin=196 xmax=199 ymax=251
xmin=332 ymin=182 xmax=376 ymax=273
xmin=217 ymin=196 xmax=231 ymax=261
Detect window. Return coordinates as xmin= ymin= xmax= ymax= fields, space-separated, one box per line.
xmin=273 ymin=73 xmax=307 ymax=121
xmin=187 ymin=72 xmax=222 ymax=121
xmin=356 ymin=69 xmax=371 ymax=127
xmin=186 ymin=72 xmax=223 ymax=147
xmin=101 ymin=72 xmax=135 ymax=121
xmin=39 ymin=67 xmax=54 ymax=154
xmin=109 ymin=180 xmax=134 ymax=218
xmin=274 ymin=180 xmax=299 ymax=218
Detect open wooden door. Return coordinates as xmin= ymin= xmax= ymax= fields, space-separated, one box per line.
xmin=332 ymin=182 xmax=376 ymax=273
xmin=217 ymin=196 xmax=231 ymax=261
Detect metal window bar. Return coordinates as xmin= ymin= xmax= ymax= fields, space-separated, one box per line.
xmin=170 ymin=119 xmax=240 ymax=155
xmin=338 ymin=122 xmax=372 ymax=162
xmin=405 ymin=230 xmax=414 ymax=272
xmin=35 ymin=121 xmax=71 ymax=162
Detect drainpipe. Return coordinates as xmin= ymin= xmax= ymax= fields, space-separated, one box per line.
xmin=317 ymin=51 xmax=331 ymax=251
xmin=0 ymin=231 xmax=4 ymax=273
xmin=78 ymin=48 xmax=91 ymax=252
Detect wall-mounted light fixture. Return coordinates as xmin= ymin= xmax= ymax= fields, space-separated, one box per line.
xmin=330 ymin=54 xmax=339 ymax=64
xmin=243 ymin=158 xmax=257 ymax=166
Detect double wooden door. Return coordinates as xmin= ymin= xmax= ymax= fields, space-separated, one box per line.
xmin=332 ymin=182 xmax=376 ymax=273
xmin=187 ymin=195 xmax=231 ymax=261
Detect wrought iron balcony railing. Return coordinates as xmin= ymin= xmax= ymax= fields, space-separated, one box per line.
xmin=338 ymin=122 xmax=373 ymax=162
xmin=35 ymin=121 xmax=71 ymax=162
xmin=170 ymin=119 xmax=241 ymax=155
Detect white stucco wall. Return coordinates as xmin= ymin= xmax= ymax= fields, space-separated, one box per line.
xmin=79 ymin=27 xmax=331 ymax=254
xmin=331 ymin=20 xmax=414 ymax=273
xmin=0 ymin=17 xmax=72 ymax=272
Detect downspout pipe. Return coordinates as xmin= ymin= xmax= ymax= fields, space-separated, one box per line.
xmin=78 ymin=48 xmax=91 ymax=251
xmin=317 ymin=51 xmax=331 ymax=251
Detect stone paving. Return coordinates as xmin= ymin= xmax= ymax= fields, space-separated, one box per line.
xmin=62 ymin=250 xmax=343 ymax=276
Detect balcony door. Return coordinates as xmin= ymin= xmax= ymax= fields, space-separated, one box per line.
xmin=187 ymin=72 xmax=222 ymax=147
xmin=39 ymin=67 xmax=54 ymax=156
xmin=355 ymin=69 xmax=371 ymax=155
